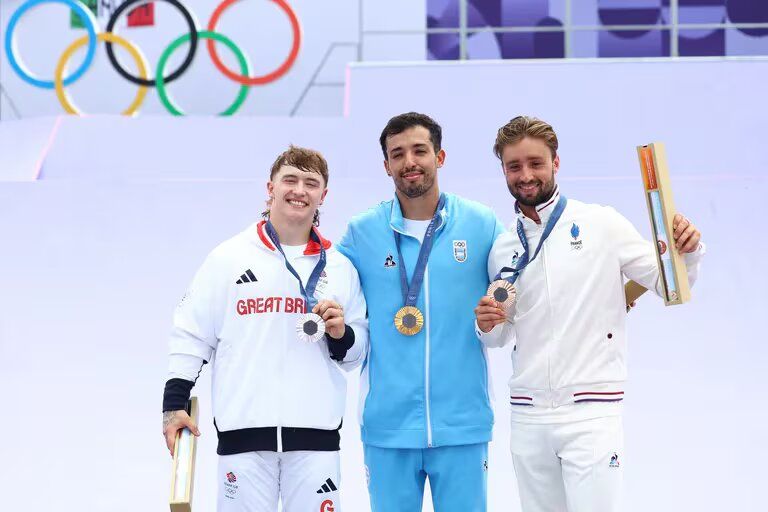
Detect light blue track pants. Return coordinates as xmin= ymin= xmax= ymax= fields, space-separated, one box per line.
xmin=364 ymin=443 xmax=488 ymax=512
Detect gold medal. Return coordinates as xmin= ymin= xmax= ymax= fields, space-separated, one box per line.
xmin=487 ymin=280 xmax=517 ymax=309
xmin=296 ymin=313 xmax=326 ymax=343
xmin=394 ymin=306 xmax=424 ymax=336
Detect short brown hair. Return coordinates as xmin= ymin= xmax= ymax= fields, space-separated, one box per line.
xmin=263 ymin=145 xmax=329 ymax=225
xmin=493 ymin=116 xmax=558 ymax=160
xmin=268 ymin=145 xmax=329 ymax=186
xmin=379 ymin=112 xmax=442 ymax=160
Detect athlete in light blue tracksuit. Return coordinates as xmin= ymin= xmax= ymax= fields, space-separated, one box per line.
xmin=337 ymin=113 xmax=505 ymax=511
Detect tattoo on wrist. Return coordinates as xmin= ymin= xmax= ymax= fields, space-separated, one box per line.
xmin=162 ymin=410 xmax=177 ymax=432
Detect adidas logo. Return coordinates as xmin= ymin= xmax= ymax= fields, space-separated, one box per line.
xmin=316 ymin=478 xmax=338 ymax=494
xmin=384 ymin=254 xmax=396 ymax=268
xmin=235 ymin=269 xmax=258 ymax=285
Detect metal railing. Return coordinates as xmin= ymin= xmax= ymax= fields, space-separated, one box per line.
xmin=360 ymin=0 xmax=768 ymax=59
xmin=291 ymin=42 xmax=358 ymax=116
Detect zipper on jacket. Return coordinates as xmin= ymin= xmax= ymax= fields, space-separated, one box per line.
xmin=424 ymin=266 xmax=433 ymax=447
xmin=424 ymin=209 xmax=446 ymax=448
xmin=541 ymin=238 xmax=556 ymax=405
xmin=394 ymin=206 xmax=444 ymax=448
xmin=276 ymin=275 xmax=288 ymax=452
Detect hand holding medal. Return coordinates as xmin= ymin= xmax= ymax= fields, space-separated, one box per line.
xmin=265 ymin=221 xmax=329 ymax=343
xmin=474 ymin=296 xmax=507 ymax=333
xmin=482 ymin=194 xmax=568 ymax=329
xmin=313 ymin=299 xmax=346 ymax=339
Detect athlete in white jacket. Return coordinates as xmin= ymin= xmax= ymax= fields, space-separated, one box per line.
xmin=475 ymin=117 xmax=704 ymax=512
xmin=161 ymin=146 xmax=368 ymax=512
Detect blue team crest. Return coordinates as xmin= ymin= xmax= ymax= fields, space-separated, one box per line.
xmin=453 ymin=240 xmax=467 ymax=262
xmin=571 ymin=223 xmax=580 ymax=239
xmin=570 ymin=223 xmax=583 ymax=250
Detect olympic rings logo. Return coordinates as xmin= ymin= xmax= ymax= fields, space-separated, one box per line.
xmin=4 ymin=0 xmax=302 ymax=116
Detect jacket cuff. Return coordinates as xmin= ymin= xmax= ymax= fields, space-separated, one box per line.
xmin=163 ymin=378 xmax=195 ymax=412
xmin=475 ymin=319 xmax=508 ymax=346
xmin=326 ymin=324 xmax=355 ymax=362
xmin=683 ymin=241 xmax=706 ymax=265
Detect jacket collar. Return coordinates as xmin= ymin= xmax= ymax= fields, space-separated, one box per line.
xmin=255 ymin=220 xmax=332 ymax=255
xmin=389 ymin=193 xmax=448 ymax=236
xmin=515 ymin=185 xmax=560 ymax=226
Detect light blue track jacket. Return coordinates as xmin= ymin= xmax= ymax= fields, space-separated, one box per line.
xmin=337 ymin=193 xmax=505 ymax=449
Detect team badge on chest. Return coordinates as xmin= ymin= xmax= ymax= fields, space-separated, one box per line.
xmin=315 ymin=270 xmax=329 ymax=297
xmin=453 ymin=240 xmax=467 ymax=262
xmin=570 ymin=223 xmax=583 ymax=250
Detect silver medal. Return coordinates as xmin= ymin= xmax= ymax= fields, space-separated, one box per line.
xmin=296 ymin=313 xmax=326 ymax=343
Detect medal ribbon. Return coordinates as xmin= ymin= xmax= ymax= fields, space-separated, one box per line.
xmin=494 ymin=195 xmax=567 ymax=285
xmin=394 ymin=194 xmax=446 ymax=306
xmin=265 ymin=221 xmax=326 ymax=310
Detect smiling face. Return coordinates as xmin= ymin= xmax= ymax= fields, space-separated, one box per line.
xmin=383 ymin=125 xmax=445 ymax=199
xmin=266 ymin=165 xmax=327 ymax=227
xmin=501 ymin=136 xmax=559 ymax=208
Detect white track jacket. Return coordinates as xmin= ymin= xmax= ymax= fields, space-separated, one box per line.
xmin=167 ymin=222 xmax=368 ymax=448
xmin=478 ymin=190 xmax=704 ymax=413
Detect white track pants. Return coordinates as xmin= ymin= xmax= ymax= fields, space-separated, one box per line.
xmin=217 ymin=451 xmax=340 ymax=512
xmin=510 ymin=415 xmax=624 ymax=512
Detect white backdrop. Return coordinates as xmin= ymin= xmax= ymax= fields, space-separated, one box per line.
xmin=0 ymin=58 xmax=766 ymax=511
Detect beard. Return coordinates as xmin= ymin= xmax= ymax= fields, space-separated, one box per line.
xmin=394 ymin=167 xmax=436 ymax=199
xmin=508 ymin=172 xmax=556 ymax=207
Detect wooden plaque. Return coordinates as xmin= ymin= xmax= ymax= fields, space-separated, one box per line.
xmin=169 ymin=397 xmax=199 ymax=512
xmin=634 ymin=142 xmax=691 ymax=305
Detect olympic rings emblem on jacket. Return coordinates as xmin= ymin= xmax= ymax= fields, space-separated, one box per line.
xmin=4 ymin=0 xmax=302 ymax=116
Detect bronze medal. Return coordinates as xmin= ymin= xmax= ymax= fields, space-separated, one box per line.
xmin=487 ymin=280 xmax=517 ymax=309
